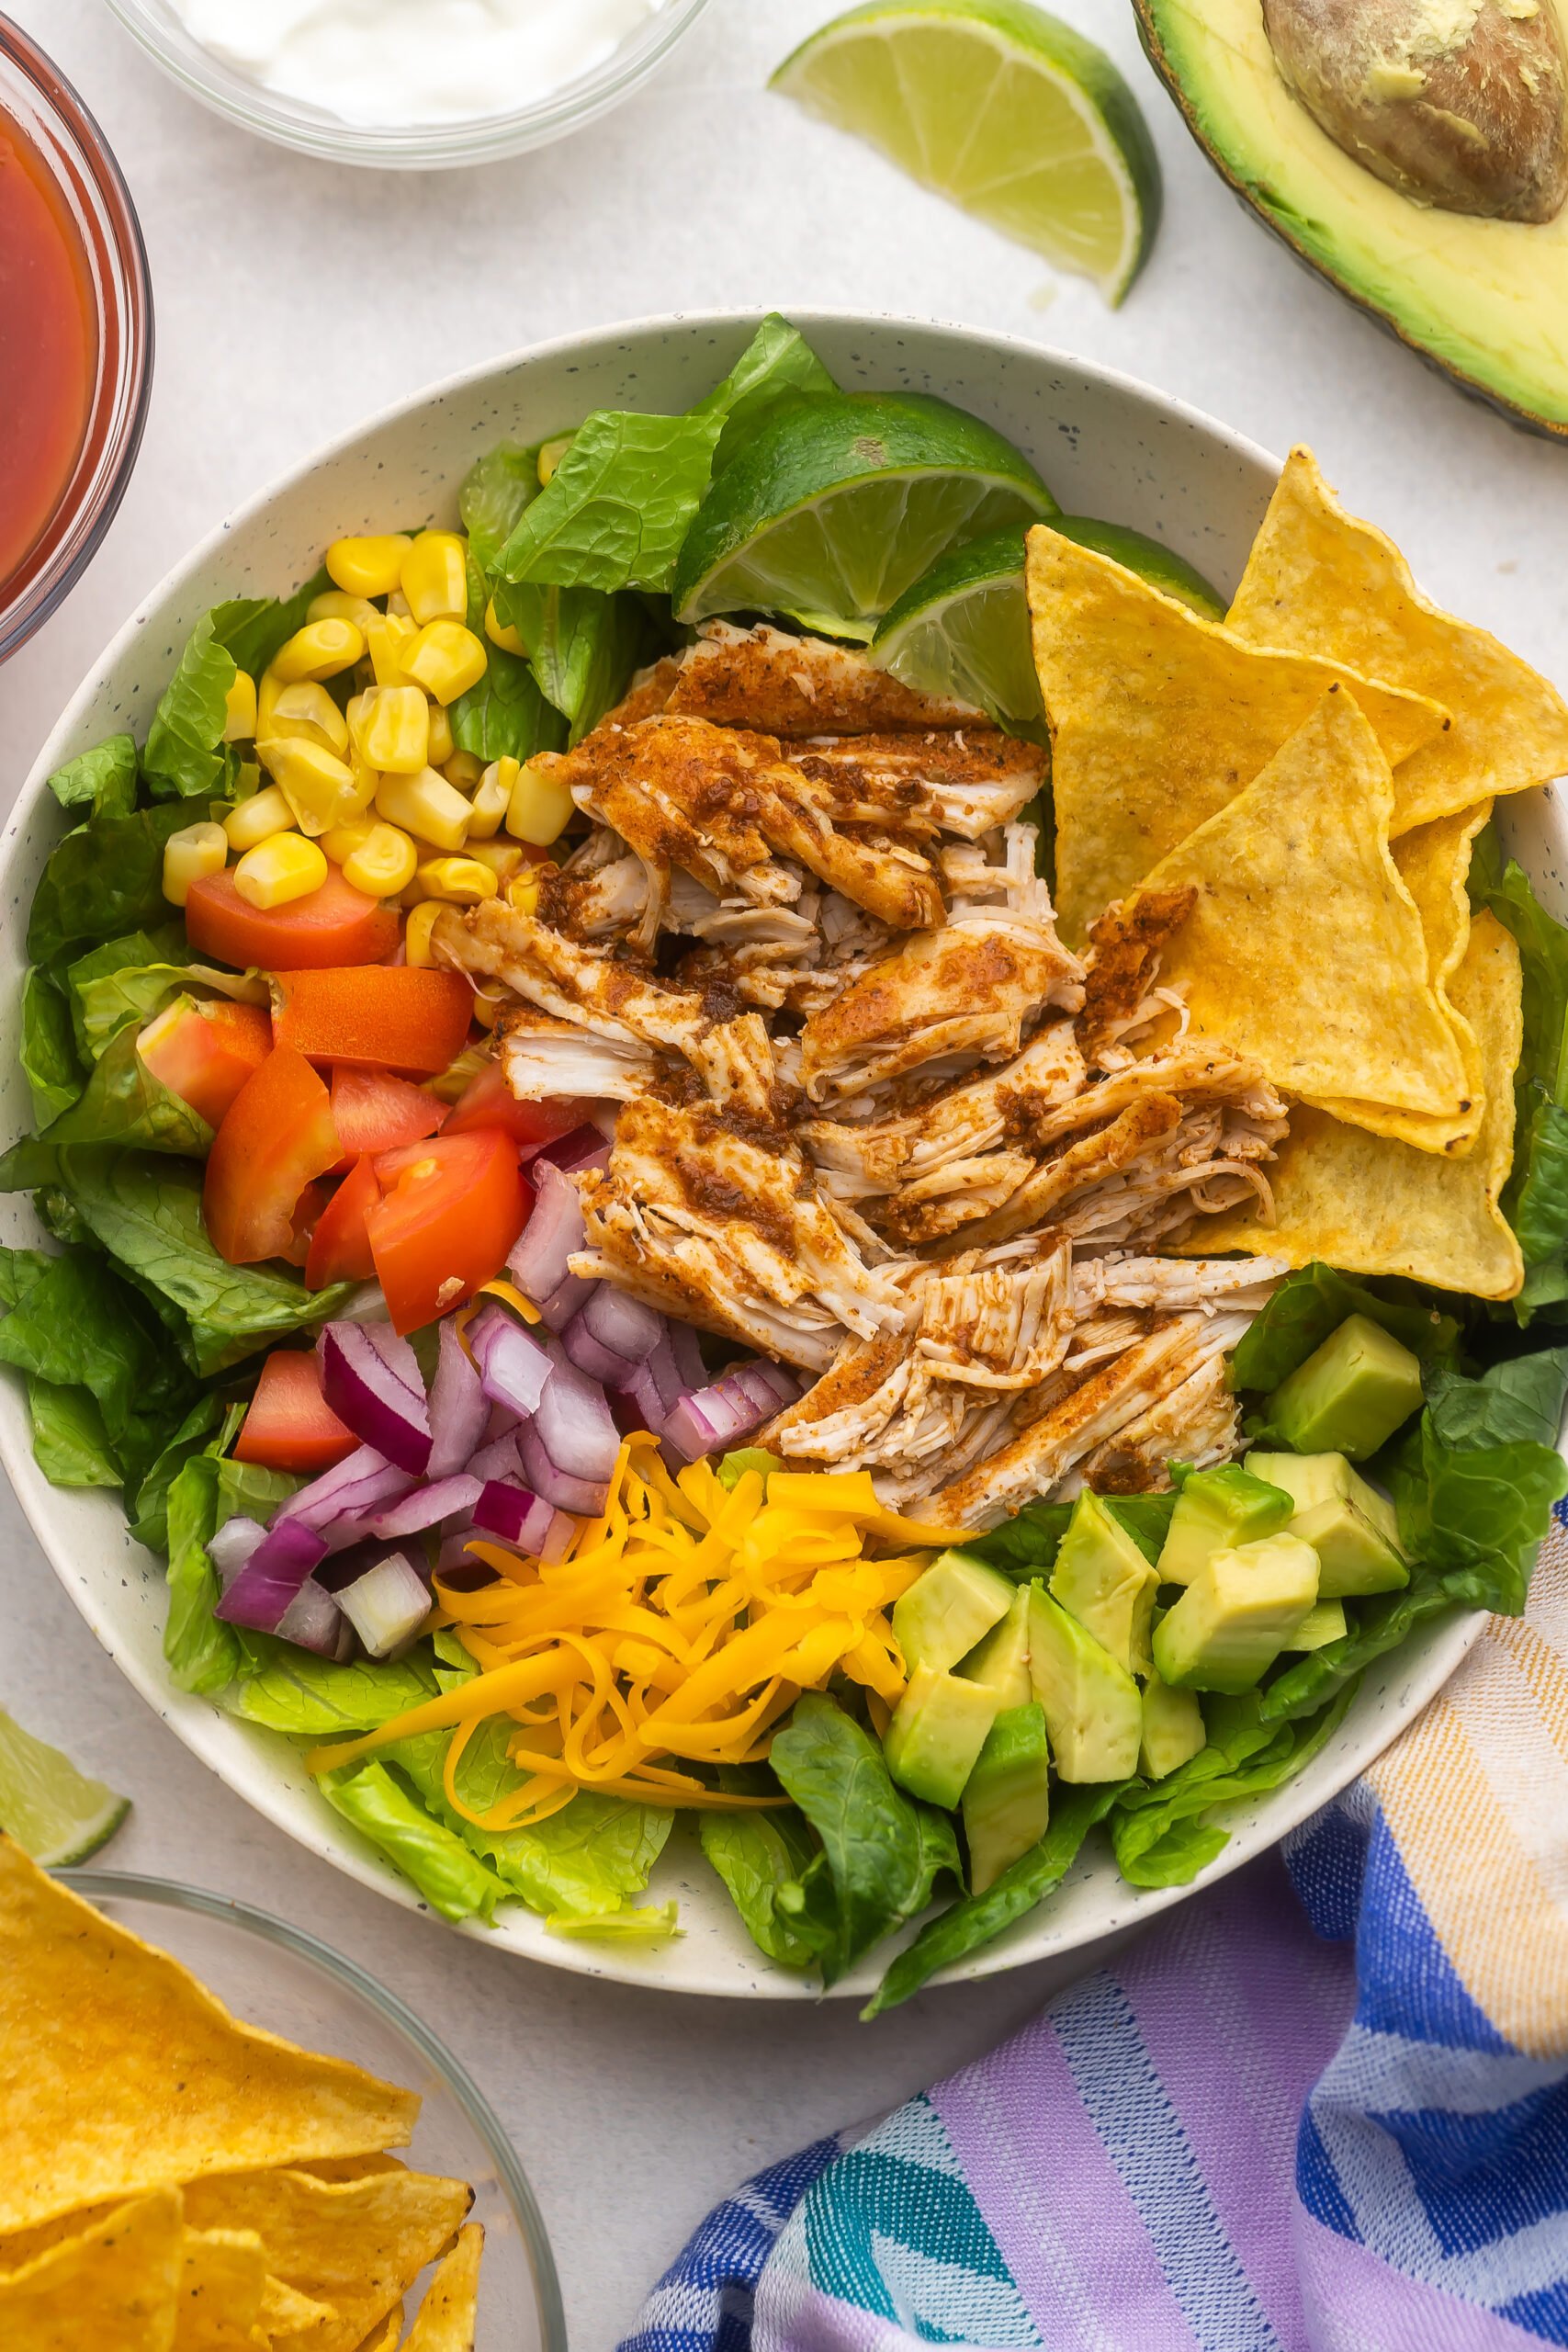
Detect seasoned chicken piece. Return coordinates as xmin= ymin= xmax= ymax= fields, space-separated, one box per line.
xmin=574 ymin=1096 xmax=908 ymax=1372
xmin=805 ymin=1023 xmax=1088 ymax=1198
xmin=784 ymin=729 xmax=1044 ymax=841
xmin=663 ymin=620 xmax=983 ymax=736
xmin=1078 ymin=887 xmax=1199 ymax=1070
xmin=1073 ymin=1352 xmax=1242 ymax=1494
xmin=798 ymin=825 xmax=1083 ymax=1102
xmin=606 ymin=657 xmax=681 ymax=727
xmin=1071 ymin=1253 xmax=1290 ymax=1317
xmin=538 ymin=832 xmax=651 ymax=944
xmin=499 ymin=1013 xmax=657 ymax=1102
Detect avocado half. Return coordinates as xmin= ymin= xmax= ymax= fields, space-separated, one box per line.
xmin=1133 ymin=0 xmax=1568 ymax=438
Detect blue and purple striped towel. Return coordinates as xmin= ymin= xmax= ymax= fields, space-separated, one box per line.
xmin=620 ymin=1524 xmax=1568 ymax=2351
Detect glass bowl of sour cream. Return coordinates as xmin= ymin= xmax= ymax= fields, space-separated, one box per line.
xmin=102 ymin=0 xmax=713 ymax=168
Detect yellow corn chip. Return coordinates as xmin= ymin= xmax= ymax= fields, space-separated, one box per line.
xmin=1124 ymin=687 xmax=1470 ymax=1115
xmin=1190 ymin=911 xmax=1524 ymax=1299
xmin=175 ymin=2230 xmax=267 ymax=2352
xmin=402 ymin=2225 xmax=482 ymax=2352
xmin=354 ymin=2315 xmax=403 ymax=2352
xmin=261 ymin=2271 xmax=337 ymax=2339
xmin=0 ymin=2188 xmax=184 ymax=2351
xmin=0 ymin=1839 xmax=418 ymax=2235
xmin=1312 ymin=801 xmax=1494 ymax=1153
xmin=1024 ymin=524 xmax=1450 ymax=942
xmin=1228 ymin=449 xmax=1568 ymax=834
xmin=182 ymin=2165 xmax=471 ymax=2352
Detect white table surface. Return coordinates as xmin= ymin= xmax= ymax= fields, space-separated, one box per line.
xmin=5 ymin=3 xmax=1568 ymax=2342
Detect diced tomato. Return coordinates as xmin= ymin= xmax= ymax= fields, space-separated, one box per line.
xmin=186 ymin=868 xmax=400 ymax=971
xmin=234 ymin=1350 xmax=357 ymax=1475
xmin=271 ymin=967 xmax=473 ymax=1078
xmin=442 ymin=1059 xmax=592 ymax=1156
xmin=367 ymin=1130 xmax=531 ymax=1334
xmin=305 ymin=1154 xmax=382 ymax=1289
xmin=204 ymin=1046 xmax=342 ymax=1266
xmin=329 ymin=1067 xmax=445 ymax=1173
xmin=138 ymin=996 xmax=273 ymax=1130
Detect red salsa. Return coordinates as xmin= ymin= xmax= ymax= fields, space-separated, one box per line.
xmin=0 ymin=100 xmax=94 ymax=594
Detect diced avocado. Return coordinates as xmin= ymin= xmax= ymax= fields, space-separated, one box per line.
xmin=892 ymin=1550 xmax=1014 ymax=1675
xmin=959 ymin=1586 xmax=1032 ymax=1709
xmin=1139 ymin=1675 xmax=1206 ymax=1780
xmin=1247 ymin=1448 xmax=1404 ymax=1549
xmin=1292 ymin=1497 xmax=1409 ymax=1599
xmin=884 ymin=1664 xmax=1000 ymax=1810
xmin=1263 ymin=1316 xmax=1423 ymax=1461
xmin=1026 ymin=1588 xmax=1143 ymax=1781
xmin=1152 ymin=1533 xmax=1319 ymax=1695
xmin=1049 ymin=1492 xmax=1159 ymax=1674
xmin=1284 ymin=1597 xmax=1349 ymax=1651
xmin=962 ymin=1702 xmax=1051 ymax=1892
xmin=1156 ymin=1464 xmax=1293 ymax=1588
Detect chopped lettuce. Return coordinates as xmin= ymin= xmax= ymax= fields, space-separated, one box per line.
xmin=1470 ymin=832 xmax=1568 ymax=1314
xmin=213 ymin=574 xmax=331 ymax=681
xmin=227 ymin=1648 xmax=435 ymax=1736
xmin=47 ymin=733 xmax=138 ymax=819
xmin=0 ymin=1242 xmax=197 ymax=1491
xmin=164 ymin=1455 xmax=242 ymax=1696
xmin=491 ymin=582 xmax=646 ymax=744
xmin=142 ymin=611 xmax=240 ymax=800
xmin=319 ymin=1761 xmax=506 ymax=1924
xmin=1110 ymin=1685 xmax=1356 ymax=1887
xmin=696 ymin=312 xmax=838 ymax=468
xmin=28 ymin=802 xmax=198 ymax=967
xmin=459 ymin=441 xmax=541 ymax=574
xmin=127 ymin=1395 xmax=231 ymax=1553
xmin=20 ymin=972 xmax=84 ymax=1125
xmin=2 ymin=1021 xmax=211 ymax=1174
xmin=1231 ymin=1261 xmax=1461 ymax=1401
xmin=449 ymin=644 xmax=567 ymax=766
xmin=27 ymin=1378 xmax=121 ymax=1488
xmin=963 ymin=1500 xmax=1074 ymax=1577
xmin=497 ymin=408 xmax=726 ymax=595
xmin=700 ymin=1805 xmax=819 ymax=1967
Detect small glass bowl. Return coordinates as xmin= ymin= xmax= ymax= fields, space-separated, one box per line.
xmin=60 ymin=1869 xmax=567 ymax=2351
xmin=101 ymin=0 xmax=715 ymax=170
xmin=0 ymin=17 xmax=152 ymax=665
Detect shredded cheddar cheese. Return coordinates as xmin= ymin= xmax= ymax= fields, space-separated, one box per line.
xmin=306 ymin=1442 xmax=958 ymax=1825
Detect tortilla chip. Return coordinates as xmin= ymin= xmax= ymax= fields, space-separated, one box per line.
xmin=1024 ymin=524 xmax=1450 ymax=942
xmin=401 ymin=2225 xmax=482 ymax=2352
xmin=354 ymin=2316 xmax=403 ymax=2352
xmin=1310 ymin=802 xmax=1494 ymax=1153
xmin=1228 ymin=449 xmax=1568 ymax=834
xmin=0 ymin=1839 xmax=418 ymax=2235
xmin=260 ymin=2272 xmax=337 ymax=2338
xmin=1190 ymin=911 xmax=1524 ymax=1299
xmin=0 ymin=2188 xmax=184 ymax=2350
xmin=175 ymin=2230 xmax=266 ymax=2352
xmin=181 ymin=2166 xmax=471 ymax=2352
xmin=1123 ymin=687 xmax=1470 ymax=1115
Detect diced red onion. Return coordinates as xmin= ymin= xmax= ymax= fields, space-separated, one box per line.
xmin=468 ymin=1430 xmax=524 ymax=1486
xmin=364 ymin=1476 xmax=482 ymax=1541
xmin=660 ymin=1374 xmax=771 ymax=1464
xmin=535 ymin=1271 xmax=592 ymax=1333
xmin=581 ymin=1283 xmax=663 ymax=1364
xmin=276 ymin=1579 xmax=353 ymax=1659
xmin=277 ymin=1444 xmax=415 ymax=1550
xmin=483 ymin=1396 xmax=521 ymax=1442
xmin=507 ymin=1160 xmax=585 ymax=1303
xmin=473 ymin=1481 xmax=560 ymax=1554
xmin=336 ymin=1551 xmax=433 ymax=1659
xmin=437 ymin=1530 xmax=494 ymax=1586
xmin=562 ymin=1310 xmax=642 ymax=1388
xmin=356 ymin=1320 xmax=426 ymax=1391
xmin=208 ymin=1515 xmax=267 ymax=1588
xmin=319 ymin=1322 xmax=432 ymax=1476
xmin=728 ymin=1362 xmax=801 ymax=1419
xmin=536 ymin=1125 xmax=612 ymax=1176
xmin=626 ymin=1332 xmax=686 ymax=1421
xmin=216 ymin=1518 xmax=330 ymax=1634
xmin=536 ymin=1342 xmax=620 ymax=1484
xmin=519 ymin=1422 xmax=611 ymax=1516
xmin=468 ymin=1303 xmax=550 ymax=1419
xmin=427 ymin=1317 xmax=489 ymax=1478
xmin=667 ymin=1318 xmax=707 ymax=1391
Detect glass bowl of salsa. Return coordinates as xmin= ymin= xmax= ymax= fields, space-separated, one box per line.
xmin=0 ymin=17 xmax=152 ymax=663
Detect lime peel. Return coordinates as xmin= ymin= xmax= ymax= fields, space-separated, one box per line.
xmin=0 ymin=1707 xmax=130 ymax=1867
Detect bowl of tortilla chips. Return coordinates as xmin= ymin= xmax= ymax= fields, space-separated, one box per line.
xmin=0 ymin=1838 xmax=564 ymax=2349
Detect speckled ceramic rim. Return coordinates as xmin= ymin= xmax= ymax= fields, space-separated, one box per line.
xmin=101 ymin=0 xmax=713 ymax=169
xmin=3 ymin=311 xmax=1492 ymax=1998
xmin=60 ymin=1865 xmax=569 ymax=2348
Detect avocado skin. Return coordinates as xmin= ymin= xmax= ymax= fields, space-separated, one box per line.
xmin=1133 ymin=0 xmax=1568 ymax=439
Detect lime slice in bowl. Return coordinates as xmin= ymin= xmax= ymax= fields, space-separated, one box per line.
xmin=0 ymin=1706 xmax=130 ymax=1865
xmin=672 ymin=389 xmax=1057 ymax=638
xmin=772 ymin=0 xmax=1162 ymax=305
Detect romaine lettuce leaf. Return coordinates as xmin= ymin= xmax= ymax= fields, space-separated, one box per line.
xmin=126 ymin=1395 xmax=231 ymax=1552
xmin=21 ymin=971 xmax=84 ymax=1125
xmin=696 ymin=313 xmax=837 ymax=468
xmin=700 ymin=1805 xmax=818 ymax=1967
xmin=449 ymin=644 xmax=567 ymax=766
xmin=47 ymin=733 xmax=138 ymax=819
xmin=142 ymin=612 xmax=239 ymax=800
xmin=164 ymin=1454 xmax=243 ymax=1695
xmin=27 ymin=1377 xmax=120 ymax=1487
xmin=460 ymin=441 xmax=540 ymax=575
xmin=963 ymin=1500 xmax=1074 ymax=1577
xmin=0 ymin=1242 xmax=197 ymax=1488
xmin=318 ymin=1761 xmax=505 ymax=1923
xmin=1259 ymin=1571 xmax=1460 ymax=1724
xmin=1471 ymin=834 xmax=1568 ymax=1308
xmin=491 ymin=582 xmax=646 ymax=744
xmin=28 ymin=802 xmax=198 ymax=966
xmin=213 ymin=574 xmax=330 ymax=681
xmin=1110 ymin=1685 xmax=1356 ymax=1887
xmin=2 ymin=1021 xmax=212 ymax=1174
xmin=497 ymin=408 xmax=726 ymax=595
xmin=227 ymin=1648 xmax=435 ymax=1736
xmin=1231 ymin=1261 xmax=1461 ymax=1401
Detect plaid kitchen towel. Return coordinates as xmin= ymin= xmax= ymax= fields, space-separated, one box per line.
xmin=620 ymin=1521 xmax=1568 ymax=2352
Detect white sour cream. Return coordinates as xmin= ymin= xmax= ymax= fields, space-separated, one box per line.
xmin=168 ymin=0 xmax=671 ymax=130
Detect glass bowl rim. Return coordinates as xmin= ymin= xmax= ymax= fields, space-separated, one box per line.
xmin=99 ymin=0 xmax=715 ymax=168
xmin=59 ymin=1862 xmax=568 ymax=2351
xmin=0 ymin=12 xmax=154 ymax=662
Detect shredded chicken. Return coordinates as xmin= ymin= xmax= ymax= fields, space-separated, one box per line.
xmin=1078 ymin=886 xmax=1198 ymax=1070
xmin=661 ymin=620 xmax=984 ymax=735
xmin=783 ymin=729 xmax=1044 ymax=842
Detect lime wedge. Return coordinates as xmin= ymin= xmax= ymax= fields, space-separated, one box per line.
xmin=772 ymin=1 xmax=1162 ymax=305
xmin=672 ymin=390 xmax=1057 ymax=637
xmin=1052 ymin=515 xmax=1226 ymax=619
xmin=0 ymin=1707 xmax=130 ymax=1866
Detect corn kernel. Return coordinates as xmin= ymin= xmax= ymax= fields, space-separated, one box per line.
xmin=375 ymin=766 xmax=471 ymax=854
xmin=484 ymin=596 xmax=527 ymax=657
xmin=468 ymin=758 xmax=517 ymax=839
xmin=426 ymin=700 xmax=455 ymax=767
xmin=261 ymin=738 xmax=358 ymax=834
xmin=400 ymin=531 xmax=467 ymax=628
xmin=471 ymin=979 xmax=509 ymax=1029
xmin=462 ymin=837 xmax=524 ymax=884
xmin=162 ymin=821 xmax=227 ymax=908
xmin=309 ymin=587 xmax=381 ymax=631
xmin=255 ymin=668 xmax=285 ymax=742
xmin=223 ymin=670 xmax=257 ymax=742
xmin=507 ymin=757 xmax=575 ymax=847
xmin=344 ymin=822 xmax=419 ymax=898
xmin=444 ymin=750 xmax=484 ymax=792
xmin=537 ymin=434 xmax=574 ymax=485
xmin=351 ymin=684 xmax=429 ymax=775
xmin=233 ymin=832 xmax=328 ymax=910
xmin=402 ymin=619 xmax=487 ymax=706
xmin=223 ymin=785 xmax=295 ymax=853
xmin=365 ymin=612 xmax=417 ymax=690
xmin=321 ymin=817 xmax=378 ymax=866
xmin=270 ymin=680 xmax=350 ymax=757
xmin=386 ymin=588 xmax=412 ymax=619
xmin=327 ymin=534 xmax=412 ymax=600
xmin=271 ymin=618 xmax=364 ymax=684
xmin=344 ymin=749 xmax=380 ymax=819
xmin=403 ymin=901 xmax=446 ymax=967
xmin=507 ymin=869 xmax=541 ymax=916
xmin=416 ymin=855 xmax=497 ymax=905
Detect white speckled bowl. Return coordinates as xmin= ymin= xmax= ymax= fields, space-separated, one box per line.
xmin=0 ymin=313 xmax=1516 ymax=2000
